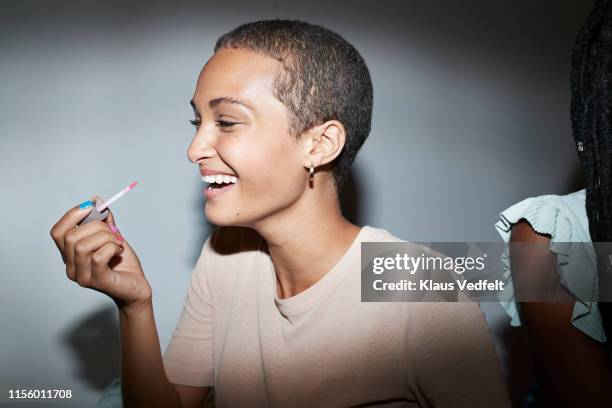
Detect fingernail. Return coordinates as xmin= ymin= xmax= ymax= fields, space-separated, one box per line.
xmin=108 ymin=224 xmax=118 ymax=233
xmin=79 ymin=200 xmax=93 ymax=209
xmin=116 ymin=233 xmax=124 ymax=242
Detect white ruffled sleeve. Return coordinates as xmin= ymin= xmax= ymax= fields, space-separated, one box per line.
xmin=494 ymin=192 xmax=606 ymax=343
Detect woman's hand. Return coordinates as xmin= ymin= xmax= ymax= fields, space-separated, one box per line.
xmin=50 ymin=195 xmax=153 ymax=312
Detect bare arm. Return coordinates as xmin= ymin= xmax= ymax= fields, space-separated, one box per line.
xmin=119 ymin=303 xmax=210 ymax=408
xmin=510 ymin=220 xmax=612 ymax=407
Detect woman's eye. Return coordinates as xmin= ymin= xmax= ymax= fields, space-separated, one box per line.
xmin=216 ymin=120 xmax=237 ymax=128
xmin=188 ymin=119 xmax=237 ymax=129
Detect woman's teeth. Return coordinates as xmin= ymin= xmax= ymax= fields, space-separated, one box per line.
xmin=201 ymin=174 xmax=238 ymax=187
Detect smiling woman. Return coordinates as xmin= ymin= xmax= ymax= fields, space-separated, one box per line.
xmin=47 ymin=18 xmax=512 ymax=408
xmin=164 ymin=19 xmax=511 ymax=407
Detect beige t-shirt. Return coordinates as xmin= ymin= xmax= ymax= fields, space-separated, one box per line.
xmin=162 ymin=225 xmax=511 ymax=407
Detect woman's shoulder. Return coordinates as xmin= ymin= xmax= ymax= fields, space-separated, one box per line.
xmin=495 ymin=189 xmax=588 ymax=243
xmin=493 ymin=189 xmax=606 ymax=342
xmin=361 ymin=225 xmax=406 ymax=243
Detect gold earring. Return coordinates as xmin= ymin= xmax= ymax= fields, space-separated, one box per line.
xmin=309 ymin=164 xmax=315 ymax=179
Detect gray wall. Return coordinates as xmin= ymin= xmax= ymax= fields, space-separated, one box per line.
xmin=0 ymin=0 xmax=594 ymax=406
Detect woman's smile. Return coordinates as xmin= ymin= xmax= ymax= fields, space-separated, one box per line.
xmin=200 ymin=168 xmax=239 ymax=200
xmin=202 ymin=175 xmax=238 ymax=200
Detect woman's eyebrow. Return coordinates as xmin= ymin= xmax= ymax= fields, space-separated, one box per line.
xmin=190 ymin=97 xmax=255 ymax=114
xmin=208 ymin=96 xmax=255 ymax=112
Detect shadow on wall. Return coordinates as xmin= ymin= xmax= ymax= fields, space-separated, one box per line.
xmin=60 ymin=306 xmax=120 ymax=391
xmin=565 ymin=163 xmax=586 ymax=195
xmin=340 ymin=168 xmax=362 ymax=226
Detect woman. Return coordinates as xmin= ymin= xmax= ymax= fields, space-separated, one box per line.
xmin=51 ymin=19 xmax=511 ymax=407
xmin=495 ymin=1 xmax=612 ymax=406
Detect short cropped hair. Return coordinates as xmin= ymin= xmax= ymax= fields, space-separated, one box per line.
xmin=214 ymin=19 xmax=374 ymax=192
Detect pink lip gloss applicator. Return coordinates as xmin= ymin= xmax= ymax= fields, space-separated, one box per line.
xmin=96 ymin=181 xmax=138 ymax=212
xmin=78 ymin=181 xmax=138 ymax=226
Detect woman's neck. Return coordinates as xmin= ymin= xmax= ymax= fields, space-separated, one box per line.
xmin=254 ymin=187 xmax=361 ymax=299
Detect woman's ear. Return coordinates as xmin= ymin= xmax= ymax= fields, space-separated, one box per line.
xmin=302 ymin=120 xmax=346 ymax=169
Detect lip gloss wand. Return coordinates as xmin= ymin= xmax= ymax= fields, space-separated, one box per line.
xmin=96 ymin=181 xmax=139 ymax=212
xmin=78 ymin=181 xmax=139 ymax=226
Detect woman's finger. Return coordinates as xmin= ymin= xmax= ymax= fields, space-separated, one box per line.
xmin=74 ymin=229 xmax=123 ymax=287
xmin=64 ymin=221 xmax=114 ymax=281
xmin=90 ymin=241 xmax=124 ymax=291
xmin=50 ymin=197 xmax=97 ymax=254
xmin=64 ymin=228 xmax=79 ymax=280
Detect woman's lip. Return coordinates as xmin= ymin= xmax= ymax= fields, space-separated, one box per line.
xmin=204 ymin=182 xmax=235 ymax=199
xmin=200 ymin=168 xmax=238 ymax=177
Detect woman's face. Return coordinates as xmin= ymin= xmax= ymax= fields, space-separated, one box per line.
xmin=187 ymin=48 xmax=309 ymax=227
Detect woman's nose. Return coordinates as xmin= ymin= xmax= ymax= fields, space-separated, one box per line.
xmin=187 ymin=126 xmax=217 ymax=164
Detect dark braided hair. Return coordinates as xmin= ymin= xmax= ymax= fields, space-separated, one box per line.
xmin=571 ymin=0 xmax=612 ymax=343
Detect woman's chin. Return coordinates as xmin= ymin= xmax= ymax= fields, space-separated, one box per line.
xmin=205 ymin=205 xmax=245 ymax=227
